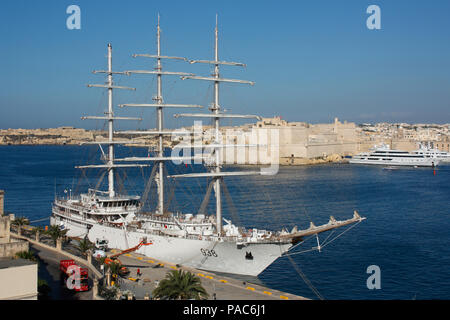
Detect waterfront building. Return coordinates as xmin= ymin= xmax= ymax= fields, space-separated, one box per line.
xmin=216 ymin=117 xmax=358 ymax=164
xmin=434 ymin=136 xmax=450 ymax=152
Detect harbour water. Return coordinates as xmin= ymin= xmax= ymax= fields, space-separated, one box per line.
xmin=1 ymin=145 xmax=449 ymax=299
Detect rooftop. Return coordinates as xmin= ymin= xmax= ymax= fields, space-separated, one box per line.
xmin=0 ymin=258 xmax=36 ymax=269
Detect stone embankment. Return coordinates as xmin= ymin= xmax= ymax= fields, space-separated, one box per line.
xmin=280 ymin=153 xmax=346 ymax=165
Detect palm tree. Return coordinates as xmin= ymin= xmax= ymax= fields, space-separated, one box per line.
xmin=45 ymin=225 xmax=68 ymax=246
xmin=153 ymin=269 xmax=208 ymax=300
xmin=11 ymin=216 xmax=29 ymax=236
xmin=108 ymin=261 xmax=122 ymax=287
xmin=76 ymin=237 xmax=94 ymax=258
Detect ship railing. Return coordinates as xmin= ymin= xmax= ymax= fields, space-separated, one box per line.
xmin=134 ymin=213 xmax=214 ymax=226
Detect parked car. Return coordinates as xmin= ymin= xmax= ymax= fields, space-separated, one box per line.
xmin=95 ymin=239 xmax=108 ymax=251
xmin=93 ymin=249 xmax=106 ymax=258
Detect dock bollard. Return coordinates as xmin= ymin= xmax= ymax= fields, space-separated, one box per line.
xmin=56 ymin=238 xmax=62 ymax=251
xmin=93 ymin=279 xmax=99 ymax=298
xmin=87 ymin=250 xmax=92 ymax=265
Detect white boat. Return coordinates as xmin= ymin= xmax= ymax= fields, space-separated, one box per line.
xmin=412 ymin=144 xmax=450 ymax=162
xmin=349 ymin=144 xmax=440 ymax=167
xmin=51 ymin=16 xmax=365 ymax=277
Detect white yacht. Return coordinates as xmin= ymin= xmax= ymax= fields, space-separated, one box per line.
xmin=350 ymin=144 xmax=440 ymax=167
xmin=412 ymin=144 xmax=450 ymax=162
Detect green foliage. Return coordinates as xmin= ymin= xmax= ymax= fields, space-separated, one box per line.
xmin=97 ymin=256 xmax=107 ymax=265
xmin=38 ymin=278 xmax=51 ymax=299
xmin=153 ymin=269 xmax=208 ymax=300
xmin=44 ymin=225 xmax=68 ymax=246
xmin=99 ymin=284 xmax=118 ymax=300
xmin=11 ymin=217 xmax=29 ymax=234
xmin=30 ymin=226 xmax=44 ymax=235
xmin=11 ymin=217 xmax=30 ymax=227
xmin=76 ymin=237 xmax=94 ymax=257
xmin=108 ymin=261 xmax=123 ymax=286
xmin=15 ymin=250 xmax=37 ymax=262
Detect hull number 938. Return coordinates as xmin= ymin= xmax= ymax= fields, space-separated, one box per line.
xmin=200 ymin=248 xmax=218 ymax=257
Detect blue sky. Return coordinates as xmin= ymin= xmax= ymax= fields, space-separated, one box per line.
xmin=0 ymin=0 xmax=449 ymax=129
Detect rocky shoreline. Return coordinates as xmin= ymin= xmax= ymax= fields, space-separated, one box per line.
xmin=0 ymin=127 xmax=348 ymax=165
xmin=280 ymin=153 xmax=346 ymax=165
xmin=0 ymin=127 xmax=94 ymax=145
xmin=0 ymin=127 xmax=160 ymax=146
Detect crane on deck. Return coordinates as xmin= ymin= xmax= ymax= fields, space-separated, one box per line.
xmin=104 ymin=237 xmax=152 ymax=265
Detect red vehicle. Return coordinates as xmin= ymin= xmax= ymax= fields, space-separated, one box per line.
xmin=59 ymin=259 xmax=89 ymax=292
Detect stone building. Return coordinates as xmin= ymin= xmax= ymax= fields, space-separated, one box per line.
xmin=0 ymin=259 xmax=38 ymax=300
xmin=435 ymin=136 xmax=450 ymax=152
xmin=246 ymin=116 xmax=358 ymax=162
xmin=0 ymin=190 xmax=37 ymax=300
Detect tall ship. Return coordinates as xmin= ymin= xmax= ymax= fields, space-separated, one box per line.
xmin=51 ymin=17 xmax=365 ymax=276
xmin=349 ymin=143 xmax=440 ymax=167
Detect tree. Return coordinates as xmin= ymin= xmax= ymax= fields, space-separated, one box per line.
xmin=30 ymin=226 xmax=44 ymax=241
xmin=76 ymin=236 xmax=94 ymax=258
xmin=153 ymin=269 xmax=208 ymax=300
xmin=11 ymin=217 xmax=29 ymax=235
xmin=30 ymin=226 xmax=44 ymax=235
xmin=45 ymin=225 xmax=68 ymax=246
xmin=108 ymin=261 xmax=123 ymax=287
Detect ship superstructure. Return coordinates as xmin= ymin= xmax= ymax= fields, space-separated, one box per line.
xmin=51 ymin=43 xmax=148 ymax=237
xmin=412 ymin=143 xmax=450 ymax=162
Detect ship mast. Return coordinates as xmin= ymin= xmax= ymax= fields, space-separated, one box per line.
xmin=78 ymin=44 xmax=149 ymax=197
xmin=213 ymin=16 xmax=222 ymax=233
xmin=156 ymin=15 xmax=164 ymax=215
xmin=170 ymin=15 xmax=262 ymax=234
xmin=115 ymin=15 xmax=203 ymax=214
xmin=107 ymin=44 xmax=115 ymax=198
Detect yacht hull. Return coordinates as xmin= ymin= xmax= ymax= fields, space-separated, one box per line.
xmin=349 ymin=159 xmax=438 ymax=167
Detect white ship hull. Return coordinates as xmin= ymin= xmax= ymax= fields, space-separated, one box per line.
xmin=51 ymin=214 xmax=292 ymax=276
xmin=348 ymin=158 xmax=437 ymax=167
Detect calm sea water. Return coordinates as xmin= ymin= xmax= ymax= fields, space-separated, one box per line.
xmin=1 ymin=145 xmax=449 ymax=300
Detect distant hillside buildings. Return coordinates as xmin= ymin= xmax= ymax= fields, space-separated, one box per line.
xmin=1 ymin=119 xmax=449 ymax=165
